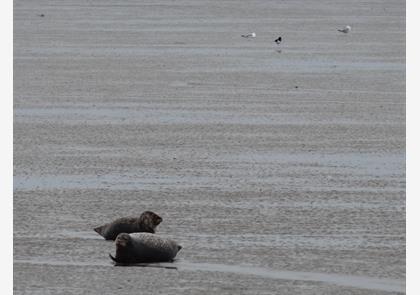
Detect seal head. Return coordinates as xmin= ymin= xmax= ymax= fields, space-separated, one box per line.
xmin=138 ymin=211 xmax=163 ymax=233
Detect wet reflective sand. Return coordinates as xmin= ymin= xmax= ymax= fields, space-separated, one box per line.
xmin=14 ymin=0 xmax=405 ymax=294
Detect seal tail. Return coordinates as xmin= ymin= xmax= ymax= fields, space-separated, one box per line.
xmin=94 ymin=225 xmax=104 ymax=236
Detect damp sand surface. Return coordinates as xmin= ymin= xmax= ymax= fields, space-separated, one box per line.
xmin=14 ymin=0 xmax=405 ymax=294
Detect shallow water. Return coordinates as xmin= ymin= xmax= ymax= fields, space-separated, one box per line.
xmin=14 ymin=0 xmax=405 ymax=294
xmin=15 ymin=259 xmax=404 ymax=293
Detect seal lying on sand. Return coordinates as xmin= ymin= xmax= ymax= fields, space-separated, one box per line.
xmin=94 ymin=211 xmax=162 ymax=240
xmin=109 ymin=232 xmax=182 ymax=264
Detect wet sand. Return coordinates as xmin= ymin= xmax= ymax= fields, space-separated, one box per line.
xmin=14 ymin=0 xmax=405 ymax=294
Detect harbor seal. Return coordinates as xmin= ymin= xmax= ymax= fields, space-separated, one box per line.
xmin=109 ymin=232 xmax=182 ymax=264
xmin=94 ymin=211 xmax=162 ymax=240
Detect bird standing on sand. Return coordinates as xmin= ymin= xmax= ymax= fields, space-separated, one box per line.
xmin=338 ymin=25 xmax=351 ymax=33
xmin=241 ymin=32 xmax=256 ymax=38
xmin=274 ymin=36 xmax=282 ymax=44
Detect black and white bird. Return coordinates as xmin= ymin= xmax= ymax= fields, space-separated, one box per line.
xmin=241 ymin=32 xmax=256 ymax=38
xmin=338 ymin=25 xmax=351 ymax=33
xmin=274 ymin=36 xmax=282 ymax=45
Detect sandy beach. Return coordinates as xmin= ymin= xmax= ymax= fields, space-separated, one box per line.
xmin=14 ymin=0 xmax=405 ymax=294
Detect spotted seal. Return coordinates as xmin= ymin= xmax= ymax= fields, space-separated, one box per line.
xmin=94 ymin=211 xmax=162 ymax=240
xmin=109 ymin=232 xmax=182 ymax=264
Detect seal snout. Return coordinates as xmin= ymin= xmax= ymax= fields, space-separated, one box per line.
xmin=177 ymin=245 xmax=182 ymax=251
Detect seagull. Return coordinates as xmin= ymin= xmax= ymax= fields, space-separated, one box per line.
xmin=338 ymin=25 xmax=351 ymax=33
xmin=241 ymin=32 xmax=256 ymax=38
xmin=274 ymin=36 xmax=282 ymax=44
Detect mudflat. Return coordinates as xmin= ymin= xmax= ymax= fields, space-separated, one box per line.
xmin=14 ymin=0 xmax=405 ymax=294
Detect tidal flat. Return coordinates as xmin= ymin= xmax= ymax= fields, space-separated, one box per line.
xmin=14 ymin=0 xmax=405 ymax=294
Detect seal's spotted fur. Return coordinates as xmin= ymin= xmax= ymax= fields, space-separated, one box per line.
xmin=110 ymin=232 xmax=182 ymax=264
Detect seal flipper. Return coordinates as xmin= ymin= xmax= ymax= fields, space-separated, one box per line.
xmin=109 ymin=253 xmax=118 ymax=263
